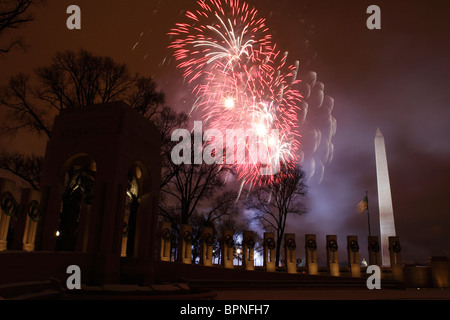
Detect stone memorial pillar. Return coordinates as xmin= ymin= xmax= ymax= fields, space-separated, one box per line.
xmin=326 ymin=235 xmax=340 ymax=276
xmin=389 ymin=236 xmax=404 ymax=281
xmin=368 ymin=236 xmax=381 ymax=266
xmin=428 ymin=256 xmax=450 ymax=288
xmin=159 ymin=221 xmax=171 ymax=262
xmin=305 ymin=234 xmax=319 ymax=274
xmin=243 ymin=230 xmax=255 ymax=271
xmin=7 ymin=188 xmax=41 ymax=251
xmin=200 ymin=227 xmax=214 ymax=266
xmin=263 ymin=232 xmax=276 ymax=272
xmin=179 ymin=224 xmax=193 ymax=264
xmin=284 ymin=233 xmax=297 ymax=274
xmin=21 ymin=189 xmax=42 ymax=252
xmin=347 ymin=236 xmax=361 ymax=277
xmin=305 ymin=234 xmax=319 ymax=275
xmin=0 ymin=178 xmax=16 ymax=251
xmin=222 ymin=230 xmax=234 ymax=269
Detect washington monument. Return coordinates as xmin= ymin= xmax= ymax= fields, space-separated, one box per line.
xmin=375 ymin=128 xmax=396 ymax=266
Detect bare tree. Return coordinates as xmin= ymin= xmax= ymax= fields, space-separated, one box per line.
xmin=0 ymin=152 xmax=42 ymax=190
xmin=128 ymin=77 xmax=166 ymax=120
xmin=158 ymin=129 xmax=235 ymax=246
xmin=198 ymin=190 xmax=240 ymax=226
xmin=159 ymin=158 xmax=231 ymax=226
xmin=186 ymin=196 xmax=244 ymax=264
xmin=0 ymin=0 xmax=40 ymax=53
xmin=0 ymin=49 xmax=166 ymax=188
xmin=153 ymin=106 xmax=189 ymax=190
xmin=0 ymin=73 xmax=52 ymax=138
xmin=0 ymin=49 xmax=165 ymax=138
xmin=245 ymin=163 xmax=308 ymax=266
xmin=189 ymin=190 xmax=240 ymax=263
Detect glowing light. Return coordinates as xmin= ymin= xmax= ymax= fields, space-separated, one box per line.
xmin=224 ymin=98 xmax=235 ymax=109
xmin=268 ymin=136 xmax=276 ymax=146
xmin=255 ymin=122 xmax=267 ymax=136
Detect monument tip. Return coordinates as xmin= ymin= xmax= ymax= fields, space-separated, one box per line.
xmin=376 ymin=127 xmax=383 ymax=137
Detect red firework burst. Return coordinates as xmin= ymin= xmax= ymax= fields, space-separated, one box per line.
xmin=169 ymin=0 xmax=303 ymax=187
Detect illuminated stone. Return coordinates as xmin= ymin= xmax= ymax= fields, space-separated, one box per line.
xmin=0 ymin=178 xmax=16 ymax=251
xmin=284 ymin=233 xmax=297 ymax=274
xmin=243 ymin=230 xmax=255 ymax=271
xmin=389 ymin=236 xmax=404 ymax=281
xmin=159 ymin=221 xmax=171 ymax=262
xmin=347 ymin=235 xmax=361 ymax=277
xmin=222 ymin=229 xmax=234 ymax=269
xmin=22 ymin=189 xmax=42 ymax=252
xmin=200 ymin=227 xmax=214 ymax=266
xmin=305 ymin=234 xmax=319 ymax=275
xmin=179 ymin=224 xmax=193 ymax=264
xmin=326 ymin=235 xmax=340 ymax=276
xmin=367 ymin=236 xmax=381 ymax=266
xmin=375 ymin=128 xmax=397 ymax=266
xmin=263 ymin=232 xmax=276 ymax=272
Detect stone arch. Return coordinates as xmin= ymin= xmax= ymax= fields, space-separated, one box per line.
xmin=55 ymin=153 xmax=97 ymax=252
xmin=36 ymin=102 xmax=161 ymax=283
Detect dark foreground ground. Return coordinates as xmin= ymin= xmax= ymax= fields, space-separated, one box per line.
xmin=213 ymin=288 xmax=450 ymax=300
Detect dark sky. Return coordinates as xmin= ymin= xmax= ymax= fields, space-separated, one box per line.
xmin=1 ymin=0 xmax=449 ymax=264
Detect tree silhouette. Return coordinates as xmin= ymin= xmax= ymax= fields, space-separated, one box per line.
xmin=153 ymin=106 xmax=189 ymax=190
xmin=0 ymin=151 xmax=41 ymax=189
xmin=159 ymin=142 xmax=231 ymax=226
xmin=245 ymin=163 xmax=308 ymax=266
xmin=158 ymin=131 xmax=236 ymax=262
xmin=0 ymin=49 xmax=166 ymax=188
xmin=0 ymin=0 xmax=40 ymax=53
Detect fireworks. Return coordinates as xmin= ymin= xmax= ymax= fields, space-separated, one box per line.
xmin=168 ymin=0 xmax=303 ymax=186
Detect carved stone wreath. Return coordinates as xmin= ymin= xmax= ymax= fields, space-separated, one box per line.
xmin=183 ymin=231 xmax=193 ymax=245
xmin=266 ymin=238 xmax=276 ymax=250
xmin=225 ymin=235 xmax=234 ymax=248
xmin=245 ymin=237 xmax=255 ymax=249
xmin=162 ymin=228 xmax=171 ymax=242
xmin=391 ymin=241 xmax=401 ymax=253
xmin=328 ymin=240 xmax=338 ymax=252
xmin=0 ymin=192 xmax=18 ymax=217
xmin=349 ymin=240 xmax=359 ymax=253
xmin=204 ymin=233 xmax=214 ymax=247
xmin=286 ymin=238 xmax=296 ymax=251
xmin=369 ymin=240 xmax=380 ymax=253
xmin=306 ymin=239 xmax=317 ymax=252
xmin=27 ymin=200 xmax=42 ymax=223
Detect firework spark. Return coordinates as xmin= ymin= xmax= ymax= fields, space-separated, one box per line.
xmin=169 ymin=0 xmax=303 ymax=186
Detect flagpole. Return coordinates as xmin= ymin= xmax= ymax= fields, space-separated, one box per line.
xmin=366 ymin=190 xmax=371 ymax=237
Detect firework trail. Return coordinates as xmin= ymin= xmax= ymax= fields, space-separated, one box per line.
xmin=168 ymin=0 xmax=303 ymax=187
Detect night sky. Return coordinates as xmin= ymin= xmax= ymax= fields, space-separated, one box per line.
xmin=1 ymin=0 xmax=449 ymax=265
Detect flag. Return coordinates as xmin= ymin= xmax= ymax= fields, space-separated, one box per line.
xmin=355 ymin=194 xmax=369 ymax=214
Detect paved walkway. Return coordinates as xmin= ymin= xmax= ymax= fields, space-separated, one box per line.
xmin=213 ymin=288 xmax=450 ymax=300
